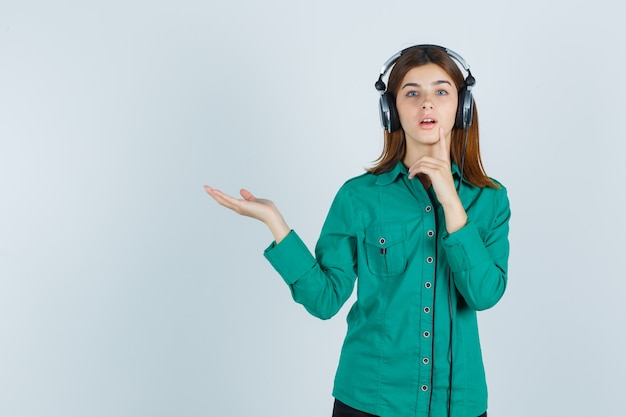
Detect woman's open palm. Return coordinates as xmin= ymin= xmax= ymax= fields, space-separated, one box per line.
xmin=204 ymin=186 xmax=278 ymax=222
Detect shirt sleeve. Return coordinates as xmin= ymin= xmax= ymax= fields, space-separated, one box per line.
xmin=263 ymin=185 xmax=358 ymax=320
xmin=441 ymin=186 xmax=511 ymax=311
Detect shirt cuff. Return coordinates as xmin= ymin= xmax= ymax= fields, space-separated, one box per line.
xmin=441 ymin=220 xmax=491 ymax=272
xmin=264 ymin=230 xmax=317 ymax=285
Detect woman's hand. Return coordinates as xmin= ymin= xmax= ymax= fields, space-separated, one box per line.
xmin=204 ymin=186 xmax=291 ymax=243
xmin=406 ymin=128 xmax=468 ymax=233
xmin=407 ymin=127 xmax=457 ymax=204
xmin=204 ymin=186 xmax=276 ymax=222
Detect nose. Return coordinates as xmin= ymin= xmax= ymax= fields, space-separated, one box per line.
xmin=421 ymin=96 xmax=434 ymax=109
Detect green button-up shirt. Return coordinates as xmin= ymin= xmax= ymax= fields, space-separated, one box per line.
xmin=264 ymin=161 xmax=510 ymax=417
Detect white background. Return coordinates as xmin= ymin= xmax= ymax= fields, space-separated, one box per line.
xmin=1 ymin=1 xmax=625 ymax=416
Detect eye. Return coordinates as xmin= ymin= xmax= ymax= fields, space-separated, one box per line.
xmin=407 ymin=91 xmax=419 ymax=97
xmin=436 ymin=89 xmax=449 ymax=96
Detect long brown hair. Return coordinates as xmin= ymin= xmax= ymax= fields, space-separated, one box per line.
xmin=368 ymin=46 xmax=497 ymax=188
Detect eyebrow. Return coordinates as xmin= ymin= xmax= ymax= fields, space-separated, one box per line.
xmin=401 ymin=80 xmax=453 ymax=89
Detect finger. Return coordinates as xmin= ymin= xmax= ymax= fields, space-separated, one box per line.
xmin=240 ymin=188 xmax=255 ymax=201
xmin=408 ymin=158 xmax=426 ymax=179
xmin=408 ymin=157 xmax=439 ymax=179
xmin=438 ymin=127 xmax=450 ymax=162
xmin=205 ymin=187 xmax=240 ymax=209
xmin=204 ymin=185 xmax=227 ymax=201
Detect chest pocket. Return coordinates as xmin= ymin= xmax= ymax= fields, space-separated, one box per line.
xmin=363 ymin=227 xmax=408 ymax=277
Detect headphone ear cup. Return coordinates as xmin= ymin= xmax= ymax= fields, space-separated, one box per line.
xmin=379 ymin=92 xmax=400 ymax=132
xmin=380 ymin=92 xmax=400 ymax=133
xmin=465 ymin=92 xmax=474 ymax=128
xmin=387 ymin=94 xmax=400 ymax=132
xmin=455 ymin=88 xmax=474 ymax=129
xmin=378 ymin=93 xmax=390 ymax=131
xmin=455 ymin=88 xmax=467 ymax=129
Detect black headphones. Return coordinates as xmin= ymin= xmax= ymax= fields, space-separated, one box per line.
xmin=374 ymin=44 xmax=476 ymax=133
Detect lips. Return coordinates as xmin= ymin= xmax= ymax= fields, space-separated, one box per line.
xmin=420 ymin=115 xmax=438 ymax=129
xmin=420 ymin=115 xmax=437 ymax=124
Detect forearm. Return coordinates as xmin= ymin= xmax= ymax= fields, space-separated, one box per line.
xmin=265 ymin=210 xmax=291 ymax=244
xmin=442 ymin=220 xmax=509 ymax=311
xmin=451 ymin=260 xmax=507 ymax=311
xmin=264 ymin=231 xmax=357 ymax=320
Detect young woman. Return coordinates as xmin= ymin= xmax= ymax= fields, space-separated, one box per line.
xmin=205 ymin=44 xmax=510 ymax=417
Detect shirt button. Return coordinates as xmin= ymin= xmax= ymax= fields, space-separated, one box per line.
xmin=421 ymin=385 xmax=429 ymax=392
xmin=425 ymin=206 xmax=432 ymax=212
xmin=423 ymin=307 xmax=431 ymax=314
xmin=379 ymin=237 xmax=386 ymax=245
xmin=427 ymin=230 xmax=434 ymax=237
xmin=422 ymin=358 xmax=430 ymax=365
xmin=426 ymin=256 xmax=434 ymax=263
xmin=424 ymin=282 xmax=432 ymax=289
xmin=423 ymin=331 xmax=430 ymax=338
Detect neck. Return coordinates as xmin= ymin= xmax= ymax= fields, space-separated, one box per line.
xmin=402 ymin=143 xmax=439 ymax=167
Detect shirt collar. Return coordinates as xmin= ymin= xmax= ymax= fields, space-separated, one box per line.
xmin=374 ymin=160 xmax=464 ymax=186
xmin=375 ymin=161 xmax=407 ymax=185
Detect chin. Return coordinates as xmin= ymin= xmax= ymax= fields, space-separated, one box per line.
xmin=406 ymin=131 xmax=440 ymax=146
xmin=419 ymin=135 xmax=440 ymax=145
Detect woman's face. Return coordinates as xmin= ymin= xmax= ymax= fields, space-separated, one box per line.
xmin=395 ymin=63 xmax=458 ymax=150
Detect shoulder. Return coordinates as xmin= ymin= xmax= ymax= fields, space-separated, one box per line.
xmin=464 ymin=177 xmax=510 ymax=210
xmin=480 ymin=178 xmax=511 ymax=216
xmin=468 ymin=177 xmax=508 ymax=197
xmin=489 ymin=177 xmax=507 ymax=191
xmin=488 ymin=178 xmax=509 ymax=203
xmin=327 ymin=171 xmax=380 ymax=206
xmin=339 ymin=171 xmax=378 ymax=192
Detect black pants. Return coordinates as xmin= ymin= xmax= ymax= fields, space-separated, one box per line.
xmin=332 ymin=399 xmax=487 ymax=417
